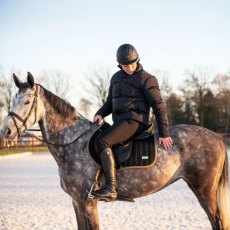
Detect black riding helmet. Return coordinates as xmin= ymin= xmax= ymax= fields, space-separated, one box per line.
xmin=116 ymin=44 xmax=139 ymax=65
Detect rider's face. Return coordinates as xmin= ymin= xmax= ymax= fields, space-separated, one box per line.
xmin=121 ymin=62 xmax=137 ymax=75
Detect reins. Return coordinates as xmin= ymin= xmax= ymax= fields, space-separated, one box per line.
xmin=23 ymin=125 xmax=94 ymax=147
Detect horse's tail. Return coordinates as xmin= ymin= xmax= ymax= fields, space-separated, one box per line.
xmin=217 ymin=149 xmax=230 ymax=229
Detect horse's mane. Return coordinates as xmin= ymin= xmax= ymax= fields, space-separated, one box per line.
xmin=38 ymin=84 xmax=76 ymax=118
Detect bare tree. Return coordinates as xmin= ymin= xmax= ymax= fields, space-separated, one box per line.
xmin=81 ymin=67 xmax=111 ymax=108
xmin=42 ymin=70 xmax=73 ymax=100
xmin=78 ymin=67 xmax=111 ymax=121
xmin=212 ymin=73 xmax=230 ymax=132
xmin=212 ymin=72 xmax=230 ymax=94
xmin=0 ymin=99 xmax=4 ymax=126
xmin=160 ymin=76 xmax=173 ymax=101
xmin=78 ymin=98 xmax=93 ymax=118
xmin=166 ymin=92 xmax=186 ymax=126
xmin=151 ymin=69 xmax=172 ymax=99
xmin=0 ymin=67 xmax=20 ymax=113
xmin=181 ymin=68 xmax=212 ymax=126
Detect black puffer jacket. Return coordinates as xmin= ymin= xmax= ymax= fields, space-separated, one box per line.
xmin=95 ymin=64 xmax=169 ymax=137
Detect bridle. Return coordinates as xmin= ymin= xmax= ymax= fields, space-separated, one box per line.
xmin=8 ymin=85 xmax=38 ymax=138
xmin=8 ymin=84 xmax=93 ymax=147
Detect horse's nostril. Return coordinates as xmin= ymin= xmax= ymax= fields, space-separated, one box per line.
xmin=6 ymin=128 xmax=11 ymax=136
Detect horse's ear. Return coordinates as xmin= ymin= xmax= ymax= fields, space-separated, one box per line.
xmin=13 ymin=73 xmax=22 ymax=88
xmin=27 ymin=72 xmax=34 ymax=88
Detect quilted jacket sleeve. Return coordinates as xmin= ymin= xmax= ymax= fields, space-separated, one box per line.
xmin=143 ymin=75 xmax=169 ymax=137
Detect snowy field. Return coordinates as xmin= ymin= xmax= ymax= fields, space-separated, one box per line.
xmin=0 ymin=150 xmax=229 ymax=230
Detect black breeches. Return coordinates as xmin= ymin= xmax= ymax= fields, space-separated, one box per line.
xmin=94 ymin=119 xmax=146 ymax=155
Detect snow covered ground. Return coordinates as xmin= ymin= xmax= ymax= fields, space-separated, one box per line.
xmin=0 ymin=151 xmax=229 ymax=230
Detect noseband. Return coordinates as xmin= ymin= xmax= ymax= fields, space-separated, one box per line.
xmin=8 ymin=85 xmax=38 ymax=137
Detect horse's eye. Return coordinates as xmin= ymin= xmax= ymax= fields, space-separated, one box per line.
xmin=24 ymin=100 xmax=30 ymax=105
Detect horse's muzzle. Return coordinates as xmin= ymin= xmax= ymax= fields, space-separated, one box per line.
xmin=0 ymin=122 xmax=18 ymax=140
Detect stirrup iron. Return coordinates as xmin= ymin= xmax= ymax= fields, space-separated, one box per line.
xmin=87 ymin=181 xmax=99 ymax=199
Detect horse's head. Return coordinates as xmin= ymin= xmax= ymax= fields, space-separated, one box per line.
xmin=1 ymin=72 xmax=43 ymax=140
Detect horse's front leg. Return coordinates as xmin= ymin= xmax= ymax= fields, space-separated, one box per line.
xmin=72 ymin=198 xmax=99 ymax=230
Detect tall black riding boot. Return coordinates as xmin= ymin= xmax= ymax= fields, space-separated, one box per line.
xmin=92 ymin=148 xmax=117 ymax=201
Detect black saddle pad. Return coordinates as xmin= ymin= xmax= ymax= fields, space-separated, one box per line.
xmin=88 ymin=122 xmax=157 ymax=168
xmin=119 ymin=134 xmax=156 ymax=168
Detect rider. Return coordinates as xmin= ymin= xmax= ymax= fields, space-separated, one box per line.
xmin=92 ymin=44 xmax=173 ymax=201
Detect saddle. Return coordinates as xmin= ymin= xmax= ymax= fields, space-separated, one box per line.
xmin=88 ymin=122 xmax=157 ymax=169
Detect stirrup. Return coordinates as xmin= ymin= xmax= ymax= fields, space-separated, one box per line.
xmin=87 ymin=181 xmax=99 ymax=199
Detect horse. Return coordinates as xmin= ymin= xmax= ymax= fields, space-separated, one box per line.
xmin=1 ymin=72 xmax=230 ymax=230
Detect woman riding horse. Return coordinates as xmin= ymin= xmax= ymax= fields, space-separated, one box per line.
xmin=92 ymin=44 xmax=173 ymax=201
xmin=1 ymin=72 xmax=229 ymax=229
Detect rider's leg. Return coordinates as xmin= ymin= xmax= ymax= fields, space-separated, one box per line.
xmin=93 ymin=119 xmax=146 ymax=201
xmin=92 ymin=147 xmax=117 ymax=201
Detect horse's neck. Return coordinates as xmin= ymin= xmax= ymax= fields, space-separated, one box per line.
xmin=36 ymin=91 xmax=99 ymax=183
xmin=39 ymin=113 xmax=98 ymax=180
xmin=40 ymin=100 xmax=87 ymax=137
xmin=38 ymin=92 xmax=91 ymax=144
xmin=40 ymin=102 xmax=74 ymax=133
xmin=39 ymin=108 xmax=92 ymax=163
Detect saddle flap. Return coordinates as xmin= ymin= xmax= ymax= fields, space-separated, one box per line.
xmin=113 ymin=142 xmax=132 ymax=164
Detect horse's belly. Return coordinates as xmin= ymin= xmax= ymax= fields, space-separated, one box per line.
xmin=116 ymin=168 xmax=172 ymax=198
xmin=116 ymin=151 xmax=181 ymax=198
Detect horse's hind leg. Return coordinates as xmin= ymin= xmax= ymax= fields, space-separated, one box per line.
xmin=72 ymin=199 xmax=99 ymax=230
xmin=185 ymin=179 xmax=220 ymax=230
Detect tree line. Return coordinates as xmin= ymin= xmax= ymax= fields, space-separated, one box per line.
xmin=164 ymin=70 xmax=230 ymax=133
xmin=78 ymin=68 xmax=230 ymax=133
xmin=0 ymin=66 xmax=229 ymax=133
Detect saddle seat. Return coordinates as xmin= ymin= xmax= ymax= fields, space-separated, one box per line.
xmin=88 ymin=122 xmax=157 ymax=169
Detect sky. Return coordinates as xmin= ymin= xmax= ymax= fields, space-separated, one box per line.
xmin=0 ymin=0 xmax=230 ymax=98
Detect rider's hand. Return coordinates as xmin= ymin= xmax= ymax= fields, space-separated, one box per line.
xmin=93 ymin=115 xmax=103 ymax=124
xmin=159 ymin=137 xmax=173 ymax=150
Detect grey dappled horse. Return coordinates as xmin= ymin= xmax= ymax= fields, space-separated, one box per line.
xmin=1 ymin=72 xmax=230 ymax=230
